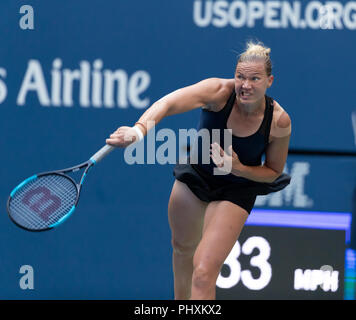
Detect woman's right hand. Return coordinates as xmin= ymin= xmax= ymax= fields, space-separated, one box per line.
xmin=106 ymin=126 xmax=141 ymax=148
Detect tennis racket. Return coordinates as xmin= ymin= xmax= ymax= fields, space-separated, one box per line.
xmin=7 ymin=144 xmax=115 ymax=232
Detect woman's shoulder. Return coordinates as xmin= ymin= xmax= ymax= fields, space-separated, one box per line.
xmin=270 ymin=99 xmax=292 ymax=139
xmin=201 ymin=78 xmax=234 ymax=112
xmin=203 ymin=77 xmax=234 ymax=88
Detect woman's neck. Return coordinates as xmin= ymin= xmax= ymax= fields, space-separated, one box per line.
xmin=236 ymin=97 xmax=265 ymax=118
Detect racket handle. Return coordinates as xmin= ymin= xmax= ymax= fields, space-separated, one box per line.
xmin=90 ymin=144 xmax=115 ymax=164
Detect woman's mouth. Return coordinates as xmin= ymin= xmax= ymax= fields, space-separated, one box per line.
xmin=240 ymin=91 xmax=252 ymax=98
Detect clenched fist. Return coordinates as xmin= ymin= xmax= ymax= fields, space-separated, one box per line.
xmin=106 ymin=126 xmax=141 ymax=148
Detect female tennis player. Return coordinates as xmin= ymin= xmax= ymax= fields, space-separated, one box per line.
xmin=106 ymin=41 xmax=291 ymax=300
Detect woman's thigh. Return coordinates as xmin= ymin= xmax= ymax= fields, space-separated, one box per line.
xmin=168 ymin=180 xmax=209 ymax=252
xmin=193 ymin=200 xmax=249 ymax=272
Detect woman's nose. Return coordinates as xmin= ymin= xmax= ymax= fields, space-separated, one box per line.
xmin=242 ymin=80 xmax=252 ymax=89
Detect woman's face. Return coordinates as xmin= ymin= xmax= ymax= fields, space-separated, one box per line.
xmin=234 ymin=61 xmax=274 ymax=106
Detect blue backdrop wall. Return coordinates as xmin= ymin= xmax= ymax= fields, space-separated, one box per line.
xmin=0 ymin=0 xmax=355 ymax=299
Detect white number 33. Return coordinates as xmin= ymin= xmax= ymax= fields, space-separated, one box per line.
xmin=217 ymin=236 xmax=272 ymax=290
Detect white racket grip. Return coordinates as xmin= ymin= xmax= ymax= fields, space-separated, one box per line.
xmin=90 ymin=144 xmax=115 ymax=164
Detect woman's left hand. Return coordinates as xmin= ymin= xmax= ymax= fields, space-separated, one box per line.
xmin=210 ymin=143 xmax=245 ymax=176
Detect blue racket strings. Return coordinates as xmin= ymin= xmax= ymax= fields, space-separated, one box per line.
xmin=8 ymin=174 xmax=78 ymax=230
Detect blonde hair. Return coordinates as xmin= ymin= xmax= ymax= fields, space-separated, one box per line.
xmin=238 ymin=41 xmax=272 ymax=76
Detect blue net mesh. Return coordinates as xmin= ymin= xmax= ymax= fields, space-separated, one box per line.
xmin=8 ymin=174 xmax=78 ymax=230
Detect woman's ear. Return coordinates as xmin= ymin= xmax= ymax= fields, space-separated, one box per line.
xmin=267 ymin=75 xmax=274 ymax=88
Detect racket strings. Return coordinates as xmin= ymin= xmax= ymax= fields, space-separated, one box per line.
xmin=9 ymin=174 xmax=78 ymax=230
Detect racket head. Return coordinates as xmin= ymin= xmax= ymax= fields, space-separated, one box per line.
xmin=7 ymin=173 xmax=79 ymax=231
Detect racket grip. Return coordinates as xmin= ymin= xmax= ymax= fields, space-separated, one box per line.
xmin=90 ymin=144 xmax=115 ymax=164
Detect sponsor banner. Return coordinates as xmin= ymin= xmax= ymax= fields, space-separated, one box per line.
xmin=256 ymin=154 xmax=356 ymax=212
xmin=0 ymin=59 xmax=151 ymax=109
xmin=193 ymin=0 xmax=356 ymax=30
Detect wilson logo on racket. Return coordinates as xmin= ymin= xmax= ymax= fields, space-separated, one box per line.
xmin=7 ymin=144 xmax=115 ymax=232
xmin=22 ymin=186 xmax=61 ymax=222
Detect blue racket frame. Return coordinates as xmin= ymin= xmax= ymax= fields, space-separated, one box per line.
xmin=7 ymin=160 xmax=95 ymax=232
xmin=6 ymin=144 xmax=115 ymax=232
